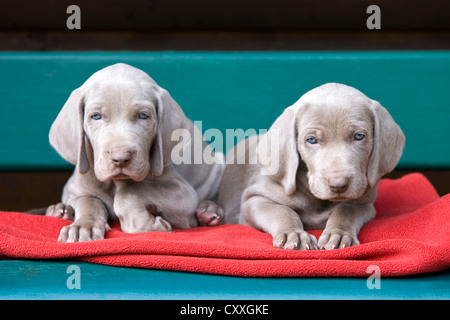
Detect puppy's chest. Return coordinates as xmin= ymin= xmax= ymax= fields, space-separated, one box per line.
xmin=287 ymin=193 xmax=337 ymax=230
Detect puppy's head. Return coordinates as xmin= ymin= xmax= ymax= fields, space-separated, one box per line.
xmin=49 ymin=63 xmax=189 ymax=182
xmin=259 ymin=83 xmax=405 ymax=201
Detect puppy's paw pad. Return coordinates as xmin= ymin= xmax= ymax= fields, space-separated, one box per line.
xmin=196 ymin=200 xmax=224 ymax=226
xmin=46 ymin=203 xmax=74 ymax=220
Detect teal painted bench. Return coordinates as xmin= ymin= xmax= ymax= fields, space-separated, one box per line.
xmin=0 ymin=51 xmax=449 ymax=299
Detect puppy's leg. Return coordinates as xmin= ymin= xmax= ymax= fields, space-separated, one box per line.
xmin=58 ymin=196 xmax=111 ymax=242
xmin=196 ymin=200 xmax=223 ymax=226
xmin=243 ymin=197 xmax=318 ymax=250
xmin=318 ymin=203 xmax=376 ymax=249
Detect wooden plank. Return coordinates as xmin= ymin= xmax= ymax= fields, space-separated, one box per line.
xmin=1 ymin=170 xmax=449 ymax=213
xmin=1 ymin=31 xmax=449 ymax=52
xmin=0 ymin=171 xmax=71 ymax=212
xmin=0 ymin=0 xmax=449 ymax=31
xmin=1 ymin=260 xmax=448 ymax=299
xmin=1 ymin=51 xmax=449 ymax=170
xmin=0 ymin=30 xmax=450 ymax=51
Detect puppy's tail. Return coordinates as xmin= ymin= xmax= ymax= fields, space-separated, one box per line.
xmin=25 ymin=208 xmax=47 ymax=215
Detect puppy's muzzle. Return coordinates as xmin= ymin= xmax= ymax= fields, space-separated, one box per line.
xmin=327 ymin=176 xmax=350 ymax=194
xmin=109 ymin=148 xmax=133 ymax=168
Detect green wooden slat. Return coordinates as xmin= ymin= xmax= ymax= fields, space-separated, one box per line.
xmin=1 ymin=51 xmax=449 ymax=170
xmin=0 ymin=260 xmax=448 ymax=300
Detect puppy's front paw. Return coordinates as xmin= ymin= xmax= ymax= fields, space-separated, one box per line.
xmin=273 ymin=230 xmax=318 ymax=250
xmin=46 ymin=203 xmax=74 ymax=220
xmin=196 ymin=200 xmax=223 ymax=226
xmin=152 ymin=216 xmax=172 ymax=232
xmin=318 ymin=229 xmax=360 ymax=250
xmin=58 ymin=219 xmax=111 ymax=242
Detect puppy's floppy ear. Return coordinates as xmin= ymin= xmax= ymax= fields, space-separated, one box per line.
xmin=150 ymin=86 xmax=190 ymax=176
xmin=367 ymin=100 xmax=405 ymax=187
xmin=258 ymin=104 xmax=301 ymax=196
xmin=49 ymin=88 xmax=90 ymax=174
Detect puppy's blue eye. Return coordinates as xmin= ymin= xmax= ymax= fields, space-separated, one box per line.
xmin=306 ymin=137 xmax=318 ymax=144
xmin=139 ymin=113 xmax=149 ymax=119
xmin=354 ymin=133 xmax=365 ymax=141
xmin=91 ymin=113 xmax=102 ymax=120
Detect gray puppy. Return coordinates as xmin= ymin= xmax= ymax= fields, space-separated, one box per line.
xmin=217 ymin=83 xmax=405 ymax=250
xmin=45 ymin=63 xmax=224 ymax=242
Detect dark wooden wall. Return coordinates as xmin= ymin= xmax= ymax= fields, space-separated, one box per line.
xmin=1 ymin=0 xmax=449 ymax=51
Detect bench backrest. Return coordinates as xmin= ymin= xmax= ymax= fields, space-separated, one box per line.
xmin=1 ymin=51 xmax=449 ymax=170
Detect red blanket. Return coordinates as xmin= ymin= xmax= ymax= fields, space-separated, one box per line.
xmin=0 ymin=173 xmax=449 ymax=277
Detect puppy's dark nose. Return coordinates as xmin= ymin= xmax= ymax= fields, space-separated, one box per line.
xmin=110 ymin=149 xmax=132 ymax=168
xmin=328 ymin=177 xmax=350 ymax=194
